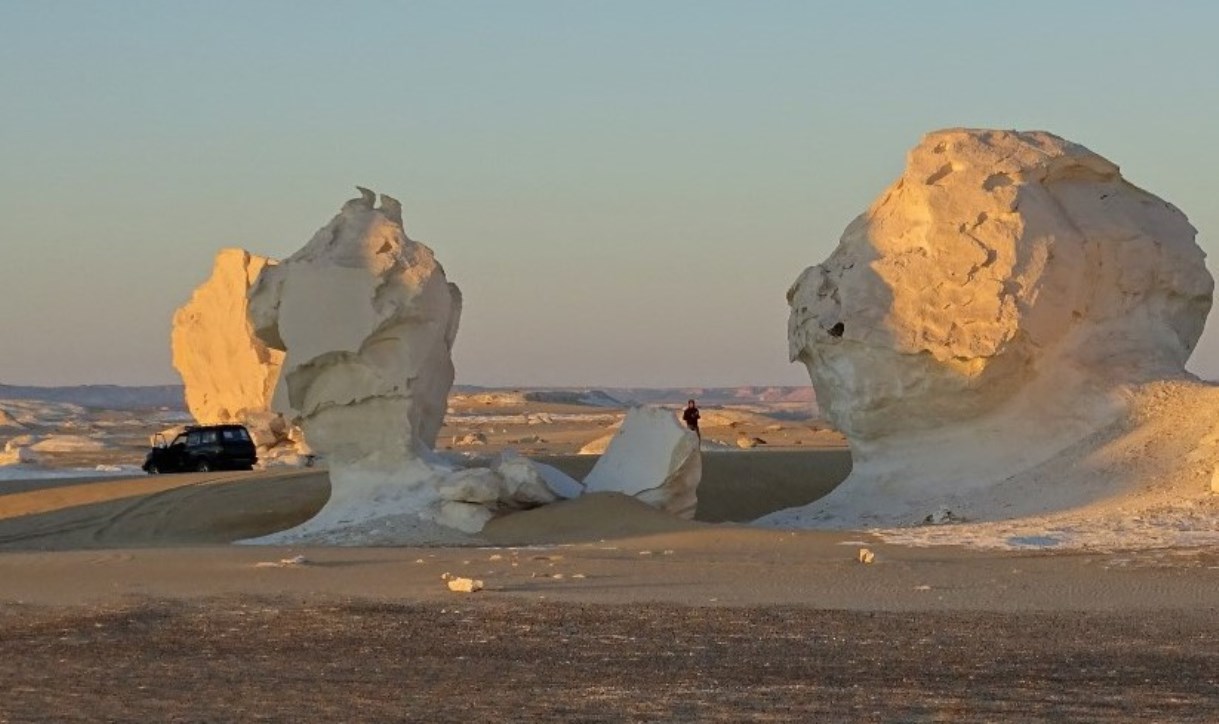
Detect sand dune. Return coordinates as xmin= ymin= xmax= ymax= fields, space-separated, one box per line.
xmin=0 ymin=470 xmax=327 ymax=550
xmin=0 ymin=450 xmax=849 ymax=550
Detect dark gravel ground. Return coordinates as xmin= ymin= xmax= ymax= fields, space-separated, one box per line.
xmin=1 ymin=598 xmax=1216 ymax=722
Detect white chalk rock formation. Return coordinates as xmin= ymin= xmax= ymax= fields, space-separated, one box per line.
xmin=249 ymin=187 xmax=462 ymax=462
xmin=241 ymin=188 xmax=566 ymax=544
xmin=764 ymin=128 xmax=1215 ymax=528
xmin=172 ymin=249 xmax=285 ymax=425
xmin=583 ymin=407 xmax=702 ymax=518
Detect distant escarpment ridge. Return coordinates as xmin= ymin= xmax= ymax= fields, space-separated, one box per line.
xmin=0 ymin=384 xmax=186 ymax=410
xmin=453 ymin=386 xmax=814 ymax=406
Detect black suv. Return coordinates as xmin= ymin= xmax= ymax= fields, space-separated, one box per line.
xmin=143 ymin=424 xmax=258 ymax=474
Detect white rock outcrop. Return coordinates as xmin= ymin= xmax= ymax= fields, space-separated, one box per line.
xmin=240 ymin=188 xmax=480 ymax=543
xmin=172 ymin=249 xmax=285 ymax=426
xmin=764 ymin=128 xmax=1215 ymax=528
xmin=248 ymin=188 xmax=462 ymax=463
xmin=583 ymin=407 xmax=702 ymax=518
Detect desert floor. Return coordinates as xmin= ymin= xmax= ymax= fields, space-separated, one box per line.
xmin=1 ymin=453 xmax=1218 ymax=721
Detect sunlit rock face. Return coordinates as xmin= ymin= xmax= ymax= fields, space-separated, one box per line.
xmin=172 ymin=249 xmax=286 ymax=428
xmin=767 ymin=129 xmax=1213 ymax=526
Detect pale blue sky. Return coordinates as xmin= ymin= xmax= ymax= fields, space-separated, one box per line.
xmin=2 ymin=1 xmax=1217 ymax=386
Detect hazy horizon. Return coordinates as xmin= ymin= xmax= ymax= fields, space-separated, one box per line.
xmin=4 ymin=2 xmax=1219 ymax=388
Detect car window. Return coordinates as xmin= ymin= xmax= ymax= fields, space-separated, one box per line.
xmin=222 ymin=428 xmax=252 ymax=442
xmin=201 ymin=430 xmax=219 ymax=444
xmin=172 ymin=434 xmax=187 ymax=447
xmin=186 ymin=432 xmax=202 ymax=446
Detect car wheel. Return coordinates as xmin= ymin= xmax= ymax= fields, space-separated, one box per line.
xmin=195 ymin=459 xmax=211 ymax=473
xmin=146 ymin=463 xmax=159 ymax=475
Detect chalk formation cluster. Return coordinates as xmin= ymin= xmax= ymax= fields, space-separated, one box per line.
xmin=177 ymin=128 xmax=1219 ymax=540
xmin=173 ymin=188 xmax=700 ymax=544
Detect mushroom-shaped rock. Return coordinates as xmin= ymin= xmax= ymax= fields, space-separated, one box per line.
xmin=583 ymin=407 xmax=702 ymax=518
xmin=241 ymin=189 xmax=467 ymax=544
xmin=763 ymin=128 xmax=1215 ymax=528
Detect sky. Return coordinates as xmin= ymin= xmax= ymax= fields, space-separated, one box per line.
xmin=2 ymin=1 xmax=1218 ymax=387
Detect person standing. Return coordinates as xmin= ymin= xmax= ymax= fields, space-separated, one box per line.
xmin=682 ymin=399 xmax=701 ymax=440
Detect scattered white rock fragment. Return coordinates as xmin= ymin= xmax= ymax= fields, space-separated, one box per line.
xmin=254 ymin=555 xmax=310 ymax=568
xmin=442 ymin=572 xmax=484 ymax=593
xmin=455 ymin=432 xmax=488 ymax=446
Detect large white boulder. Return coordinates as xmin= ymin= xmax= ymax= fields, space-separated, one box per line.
xmin=583 ymin=407 xmax=702 ymax=518
xmin=494 ymin=451 xmax=581 ymax=503
xmin=172 ymin=249 xmax=285 ymax=425
xmin=764 ymin=128 xmax=1215 ymax=528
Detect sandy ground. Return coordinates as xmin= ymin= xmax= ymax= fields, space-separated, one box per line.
xmin=3 ymin=600 xmax=1216 ymax=722
xmin=2 ymin=456 xmax=1218 ymax=720
xmin=1 ymin=457 xmax=1217 ymax=612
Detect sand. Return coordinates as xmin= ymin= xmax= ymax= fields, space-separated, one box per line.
xmin=0 ymin=469 xmax=328 ymax=550
xmin=542 ymin=449 xmax=852 ymax=523
xmin=4 ymin=600 xmax=1216 ymax=721
xmin=0 ymin=457 xmax=1216 ymax=612
xmin=2 ymin=453 xmax=1218 ymax=719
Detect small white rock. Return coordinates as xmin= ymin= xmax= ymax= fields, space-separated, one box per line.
xmin=441 ymin=573 xmax=484 ymax=593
